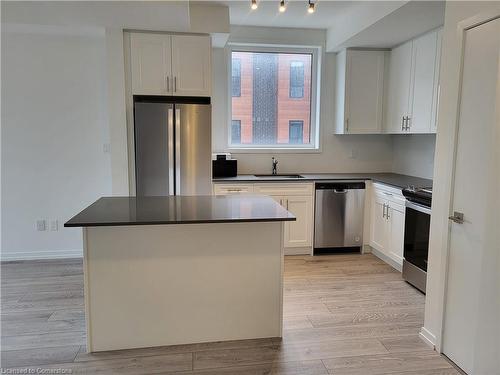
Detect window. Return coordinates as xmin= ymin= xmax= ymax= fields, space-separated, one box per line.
xmin=231 ymin=120 xmax=241 ymax=144
xmin=289 ymin=120 xmax=304 ymax=144
xmin=290 ymin=62 xmax=304 ymax=98
xmin=231 ymin=58 xmax=241 ymax=97
xmin=229 ymin=48 xmax=317 ymax=149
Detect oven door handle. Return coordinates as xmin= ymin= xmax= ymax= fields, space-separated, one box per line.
xmin=405 ymin=200 xmax=431 ymax=215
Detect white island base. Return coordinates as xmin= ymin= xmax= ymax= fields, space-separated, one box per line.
xmin=82 ymin=222 xmax=284 ymax=352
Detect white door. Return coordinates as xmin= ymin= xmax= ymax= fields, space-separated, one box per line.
xmin=345 ymin=50 xmax=385 ymax=133
xmin=387 ymin=203 xmax=405 ymax=264
xmin=370 ymin=194 xmax=388 ymax=254
xmin=283 ymin=196 xmax=313 ymax=248
xmin=171 ymin=35 xmax=211 ymax=97
xmin=130 ymin=33 xmax=172 ymax=95
xmin=386 ymin=41 xmax=413 ymax=133
xmin=409 ymin=30 xmax=439 ymax=133
xmin=442 ymin=17 xmax=500 ymax=374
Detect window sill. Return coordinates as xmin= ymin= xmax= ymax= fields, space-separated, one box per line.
xmin=226 ymin=147 xmax=321 ymax=154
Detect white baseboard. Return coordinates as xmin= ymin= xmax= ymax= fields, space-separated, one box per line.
xmin=369 ymin=246 xmax=403 ymax=272
xmin=419 ymin=327 xmax=437 ymax=349
xmin=284 ymin=247 xmax=312 ymax=255
xmin=1 ymin=249 xmax=83 ymax=261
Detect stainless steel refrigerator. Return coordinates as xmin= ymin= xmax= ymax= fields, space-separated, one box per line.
xmin=134 ymin=97 xmax=212 ymax=196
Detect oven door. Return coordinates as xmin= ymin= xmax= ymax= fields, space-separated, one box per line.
xmin=404 ymin=200 xmax=431 ymax=271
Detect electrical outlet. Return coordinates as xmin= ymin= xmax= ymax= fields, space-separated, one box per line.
xmin=50 ymin=220 xmax=59 ymax=231
xmin=103 ymin=143 xmax=111 ymax=153
xmin=36 ymin=220 xmax=47 ymax=231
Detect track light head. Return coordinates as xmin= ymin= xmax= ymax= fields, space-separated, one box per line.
xmin=251 ymin=0 xmax=258 ymax=10
xmin=308 ymin=0 xmax=315 ymax=13
xmin=279 ymin=0 xmax=286 ymax=12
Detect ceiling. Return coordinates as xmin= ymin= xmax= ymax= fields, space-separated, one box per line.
xmin=218 ymin=0 xmax=444 ymax=51
xmin=220 ymin=0 xmax=362 ymax=30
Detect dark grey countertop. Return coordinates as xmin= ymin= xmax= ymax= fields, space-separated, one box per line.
xmin=213 ymin=173 xmax=432 ymax=190
xmin=65 ymin=195 xmax=296 ymax=227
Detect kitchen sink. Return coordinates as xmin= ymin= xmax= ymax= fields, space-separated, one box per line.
xmin=254 ymin=174 xmax=304 ymax=179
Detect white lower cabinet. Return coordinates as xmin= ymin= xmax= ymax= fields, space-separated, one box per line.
xmin=214 ymin=183 xmax=314 ymax=253
xmin=282 ymin=196 xmax=313 ymax=248
xmin=370 ymin=193 xmax=389 ymax=252
xmin=369 ymin=183 xmax=406 ymax=268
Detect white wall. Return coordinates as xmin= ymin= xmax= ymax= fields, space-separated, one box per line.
xmin=212 ymin=26 xmax=395 ymax=174
xmin=1 ymin=24 xmax=112 ymax=260
xmin=392 ymin=135 xmax=436 ymax=179
xmin=423 ymin=0 xmax=500 ymax=352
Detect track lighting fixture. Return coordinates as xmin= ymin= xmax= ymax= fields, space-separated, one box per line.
xmin=308 ymin=0 xmax=315 ymax=13
xmin=249 ymin=0 xmax=315 ymax=14
xmin=279 ymin=0 xmax=286 ymax=13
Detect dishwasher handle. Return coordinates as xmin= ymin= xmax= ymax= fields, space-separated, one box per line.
xmin=333 ymin=189 xmax=348 ymax=194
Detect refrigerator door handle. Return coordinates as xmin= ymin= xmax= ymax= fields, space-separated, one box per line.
xmin=167 ymin=108 xmax=174 ymax=195
xmin=175 ymin=108 xmax=181 ymax=195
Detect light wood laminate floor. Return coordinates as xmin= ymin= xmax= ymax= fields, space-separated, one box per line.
xmin=1 ymin=254 xmax=458 ymax=374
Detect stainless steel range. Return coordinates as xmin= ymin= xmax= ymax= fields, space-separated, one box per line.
xmin=401 ymin=186 xmax=432 ymax=293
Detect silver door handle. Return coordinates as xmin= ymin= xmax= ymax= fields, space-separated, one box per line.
xmin=448 ymin=211 xmax=464 ymax=224
xmin=406 ymin=116 xmax=411 ymax=131
xmin=382 ymin=203 xmax=386 ymax=218
xmin=168 ymin=109 xmax=174 ymax=195
xmin=174 ymin=76 xmax=177 ymax=93
xmin=386 ymin=204 xmax=390 ymax=219
xmin=401 ymin=116 xmax=405 ymax=131
xmin=175 ymin=108 xmax=181 ymax=195
xmin=333 ymin=189 xmax=348 ymax=194
xmin=166 ymin=75 xmax=170 ymax=92
xmin=345 ymin=118 xmax=349 ymax=132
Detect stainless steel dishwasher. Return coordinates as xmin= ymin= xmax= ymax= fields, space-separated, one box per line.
xmin=314 ymin=181 xmax=365 ymax=253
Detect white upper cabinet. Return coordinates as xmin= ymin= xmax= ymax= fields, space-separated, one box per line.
xmin=409 ymin=30 xmax=439 ymax=133
xmin=171 ymin=35 xmax=211 ymax=97
xmin=384 ymin=28 xmax=442 ymax=134
xmin=385 ymin=41 xmax=413 ymax=134
xmin=130 ymin=32 xmax=211 ymax=97
xmin=335 ymin=50 xmax=386 ymax=134
xmin=130 ymin=33 xmax=172 ymax=96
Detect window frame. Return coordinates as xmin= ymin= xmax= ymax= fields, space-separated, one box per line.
xmin=231 ymin=119 xmax=242 ymax=144
xmin=288 ymin=120 xmax=304 ymax=144
xmin=289 ymin=61 xmax=305 ymax=99
xmin=226 ymin=44 xmax=321 ymax=153
xmin=231 ymin=58 xmax=241 ymax=97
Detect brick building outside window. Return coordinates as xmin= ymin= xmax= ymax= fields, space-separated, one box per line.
xmin=230 ymin=50 xmax=313 ymax=147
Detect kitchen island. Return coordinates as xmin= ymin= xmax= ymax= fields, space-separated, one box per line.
xmin=65 ymin=195 xmax=295 ymax=352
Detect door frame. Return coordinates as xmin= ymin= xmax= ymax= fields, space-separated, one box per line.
xmin=429 ymin=10 xmax=500 ymax=353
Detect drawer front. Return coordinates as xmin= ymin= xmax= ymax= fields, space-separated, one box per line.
xmin=373 ymin=183 xmax=405 ymax=205
xmin=213 ymin=184 xmax=254 ymax=195
xmin=254 ymin=183 xmax=313 ymax=197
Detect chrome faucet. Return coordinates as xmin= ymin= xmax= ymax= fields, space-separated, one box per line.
xmin=272 ymin=157 xmax=278 ymax=175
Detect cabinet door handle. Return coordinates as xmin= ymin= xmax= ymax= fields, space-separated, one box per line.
xmin=166 ymin=75 xmax=170 ymax=92
xmin=386 ymin=204 xmax=391 ymax=220
xmin=382 ymin=203 xmax=386 ymax=218
xmin=401 ymin=117 xmax=405 ymax=131
xmin=174 ymin=76 xmax=177 ymax=93
xmin=346 ymin=118 xmax=349 ymax=132
xmin=227 ymin=189 xmax=242 ymax=192
xmin=406 ymin=116 xmax=411 ymax=131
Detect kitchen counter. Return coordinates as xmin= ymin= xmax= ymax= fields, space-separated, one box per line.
xmin=66 ymin=195 xmax=289 ymax=352
xmin=65 ymin=195 xmax=295 ymax=227
xmin=213 ymin=172 xmax=432 ymax=190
